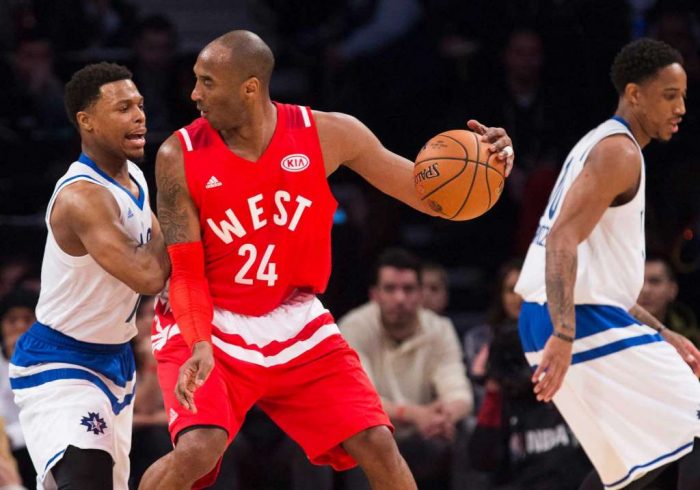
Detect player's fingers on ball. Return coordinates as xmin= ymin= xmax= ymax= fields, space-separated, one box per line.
xmin=467 ymin=119 xmax=487 ymax=135
xmin=505 ymin=157 xmax=514 ymax=177
xmin=483 ymin=127 xmax=506 ymax=144
xmin=497 ymin=145 xmax=514 ymax=162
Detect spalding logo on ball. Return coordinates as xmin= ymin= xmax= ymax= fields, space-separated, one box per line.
xmin=413 ymin=129 xmax=506 ymax=221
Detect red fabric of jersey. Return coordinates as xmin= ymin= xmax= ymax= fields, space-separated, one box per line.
xmin=174 ymin=102 xmax=337 ymax=316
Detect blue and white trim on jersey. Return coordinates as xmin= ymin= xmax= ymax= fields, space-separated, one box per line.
xmin=10 ymin=322 xmax=136 ymax=415
xmin=77 ymin=153 xmax=145 ymax=210
xmin=519 ymin=302 xmax=663 ymax=368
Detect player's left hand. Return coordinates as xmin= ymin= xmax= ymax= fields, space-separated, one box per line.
xmin=467 ymin=119 xmax=514 ymax=177
xmin=175 ymin=341 xmax=215 ymax=413
xmin=531 ymin=335 xmax=573 ymax=402
xmin=661 ymin=329 xmax=700 ymax=377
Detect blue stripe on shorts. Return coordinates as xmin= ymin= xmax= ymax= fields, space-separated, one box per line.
xmin=10 ymin=322 xmax=136 ymax=414
xmin=11 ymin=322 xmax=135 ymax=386
xmin=519 ymin=303 xmax=662 ymax=364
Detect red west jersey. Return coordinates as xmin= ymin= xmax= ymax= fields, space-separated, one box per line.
xmin=175 ymin=102 xmax=337 ymax=316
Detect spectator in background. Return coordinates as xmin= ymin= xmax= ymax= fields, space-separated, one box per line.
xmin=464 ymin=259 xmax=522 ymax=410
xmin=644 ymin=5 xmax=700 ymax=253
xmin=0 ymin=288 xmax=39 ymax=489
xmin=323 ymin=0 xmax=444 ymax=156
xmin=421 ymin=262 xmax=449 ymax=315
xmin=0 ymin=258 xmax=36 ymax=300
xmin=27 ymin=0 xmax=137 ymax=53
xmin=468 ymin=323 xmax=592 ymax=489
xmin=128 ymin=15 xmax=197 ymax=134
xmin=0 ymin=36 xmax=69 ymax=141
xmin=0 ymin=420 xmax=25 ymax=490
xmin=339 ymin=248 xmax=472 ymax=490
xmin=638 ymin=255 xmax=698 ymax=346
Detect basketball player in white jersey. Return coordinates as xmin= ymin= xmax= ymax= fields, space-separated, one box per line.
xmin=516 ymin=39 xmax=700 ymax=490
xmin=9 ymin=63 xmax=169 ymax=490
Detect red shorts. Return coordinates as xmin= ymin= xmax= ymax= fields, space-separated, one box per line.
xmin=152 ymin=297 xmax=391 ymax=488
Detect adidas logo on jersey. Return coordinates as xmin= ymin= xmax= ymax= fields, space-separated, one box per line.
xmin=169 ymin=408 xmax=179 ymax=425
xmin=205 ymin=175 xmax=223 ymax=189
xmin=127 ymin=208 xmax=134 ymax=219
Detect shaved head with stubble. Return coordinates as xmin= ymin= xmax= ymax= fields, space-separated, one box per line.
xmin=191 ymin=30 xmax=276 ymax=130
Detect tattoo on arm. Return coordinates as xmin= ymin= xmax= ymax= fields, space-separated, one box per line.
xmin=156 ymin=154 xmax=195 ymax=245
xmin=546 ymin=249 xmax=577 ymax=335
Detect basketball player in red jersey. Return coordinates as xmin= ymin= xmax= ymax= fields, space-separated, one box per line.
xmin=140 ymin=30 xmax=514 ymax=490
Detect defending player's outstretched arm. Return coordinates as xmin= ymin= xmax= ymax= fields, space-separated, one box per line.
xmin=314 ymin=112 xmax=513 ymax=215
xmin=52 ymin=181 xmax=169 ymax=295
xmin=534 ymin=135 xmax=641 ymax=402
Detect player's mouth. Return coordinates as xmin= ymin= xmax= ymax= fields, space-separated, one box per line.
xmin=670 ymin=118 xmax=682 ymax=133
xmin=126 ymin=129 xmax=147 ymax=149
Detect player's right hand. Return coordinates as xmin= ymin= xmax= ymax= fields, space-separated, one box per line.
xmin=175 ymin=341 xmax=215 ymax=413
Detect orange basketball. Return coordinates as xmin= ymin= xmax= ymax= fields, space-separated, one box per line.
xmin=414 ymin=129 xmax=506 ymax=221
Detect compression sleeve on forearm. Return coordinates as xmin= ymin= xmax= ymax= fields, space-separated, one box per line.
xmin=167 ymin=241 xmax=213 ymax=347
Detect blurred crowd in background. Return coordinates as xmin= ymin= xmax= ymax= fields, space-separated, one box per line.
xmin=0 ymin=0 xmax=699 ymax=488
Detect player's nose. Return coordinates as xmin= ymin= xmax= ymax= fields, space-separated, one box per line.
xmin=191 ymin=83 xmax=202 ymax=102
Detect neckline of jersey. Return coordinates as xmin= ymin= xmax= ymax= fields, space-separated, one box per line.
xmin=212 ymin=101 xmax=284 ymax=165
xmin=77 ymin=153 xmax=145 ymax=210
xmin=611 ymin=115 xmax=632 ymax=132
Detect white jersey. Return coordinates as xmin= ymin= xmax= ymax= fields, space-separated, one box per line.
xmin=515 ymin=117 xmax=645 ymax=309
xmin=35 ymin=153 xmax=153 ymax=344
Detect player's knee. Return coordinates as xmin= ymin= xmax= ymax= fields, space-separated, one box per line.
xmin=52 ymin=446 xmax=113 ymax=490
xmin=346 ymin=426 xmax=400 ymax=466
xmin=174 ymin=427 xmax=228 ymax=477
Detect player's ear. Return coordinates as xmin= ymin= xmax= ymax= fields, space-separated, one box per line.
xmin=625 ymin=82 xmax=641 ymax=105
xmin=76 ymin=111 xmax=93 ymax=132
xmin=369 ymin=286 xmax=378 ymax=301
xmin=243 ymin=76 xmax=259 ymax=97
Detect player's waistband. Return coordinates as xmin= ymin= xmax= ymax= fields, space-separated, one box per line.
xmin=519 ymin=302 xmax=663 ymax=366
xmin=11 ymin=322 xmax=135 ymax=385
xmin=153 ymin=296 xmax=342 ymax=367
xmin=19 ymin=322 xmax=131 ymax=353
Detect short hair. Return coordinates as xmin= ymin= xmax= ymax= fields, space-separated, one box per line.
xmin=64 ymin=62 xmax=133 ymax=129
xmin=372 ymin=248 xmax=422 ymax=286
xmin=610 ymin=38 xmax=683 ymax=95
xmin=645 ymin=253 xmax=677 ymax=282
xmin=212 ymin=30 xmax=275 ymax=87
xmin=0 ymin=287 xmax=38 ymax=322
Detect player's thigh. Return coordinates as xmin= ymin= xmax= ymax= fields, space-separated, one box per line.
xmin=259 ymin=341 xmax=391 ymax=470
xmin=16 ymin=380 xmax=123 ymax=483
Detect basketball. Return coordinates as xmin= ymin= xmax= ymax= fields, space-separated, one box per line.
xmin=414 ymin=130 xmax=506 ymax=221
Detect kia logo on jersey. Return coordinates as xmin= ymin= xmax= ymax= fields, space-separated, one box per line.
xmin=281 ymin=154 xmax=310 ymax=172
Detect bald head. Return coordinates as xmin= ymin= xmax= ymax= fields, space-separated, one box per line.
xmin=203 ymin=30 xmax=275 ymax=87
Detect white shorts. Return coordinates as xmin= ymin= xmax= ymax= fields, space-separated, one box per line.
xmin=520 ymin=303 xmax=700 ymax=489
xmin=9 ymin=323 xmax=136 ymax=490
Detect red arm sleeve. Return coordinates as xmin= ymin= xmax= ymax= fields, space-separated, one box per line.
xmin=167 ymin=241 xmax=213 ymax=348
